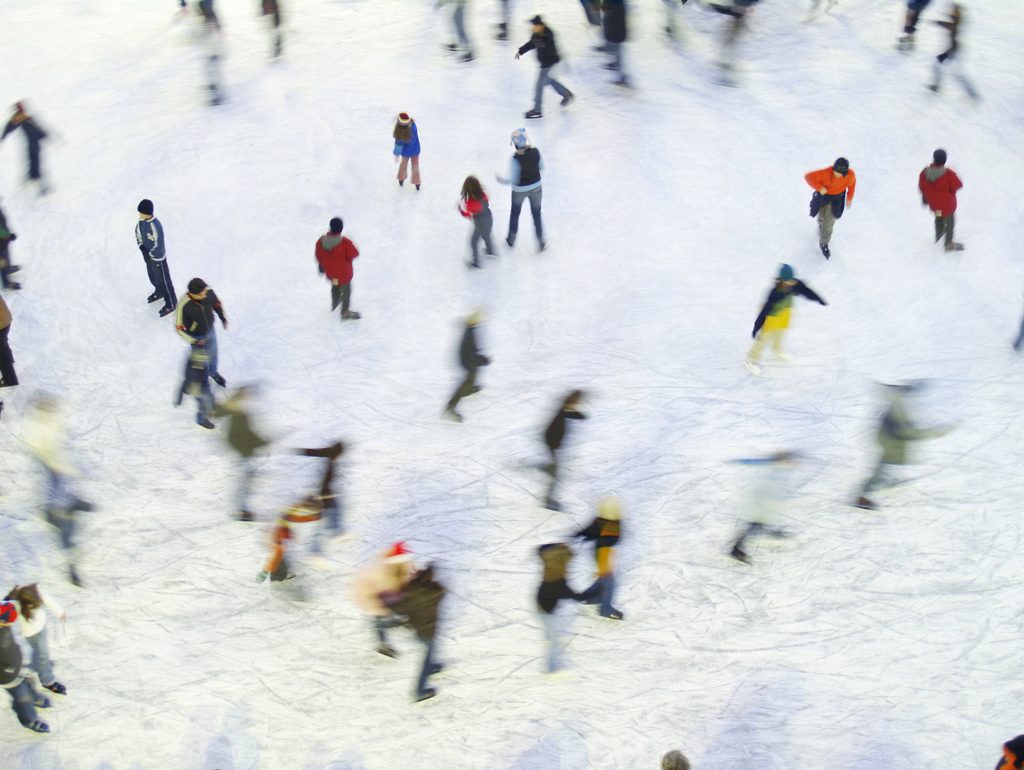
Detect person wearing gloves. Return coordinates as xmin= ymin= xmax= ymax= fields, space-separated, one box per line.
xmin=382 ymin=564 xmax=447 ymax=702
xmin=918 ymin=148 xmax=964 ymax=252
xmin=805 ymin=158 xmax=856 ymax=259
xmin=175 ymin=277 xmax=228 ymax=388
xmin=20 ymin=395 xmax=95 ymax=586
xmin=444 ymin=310 xmax=491 ymax=422
xmin=314 ymin=217 xmax=361 ymax=321
xmin=727 ymin=451 xmax=798 ymax=563
xmin=392 ymin=113 xmax=422 ymax=190
xmin=213 ymin=386 xmax=269 ymax=521
xmin=459 ymin=176 xmax=496 ymax=269
xmin=497 ymin=128 xmax=545 ymax=251
xmin=574 ymin=497 xmax=624 ymax=620
xmin=745 ymin=264 xmax=827 ymax=375
xmin=535 ymin=543 xmax=583 ymax=674
xmin=0 ymin=199 xmax=21 ymax=290
xmin=4 ymin=585 xmax=67 ymax=696
xmin=516 ymin=16 xmax=574 ymax=119
xmin=135 ymin=199 xmax=177 ymax=317
xmin=351 ymin=542 xmax=416 ymax=658
xmin=0 ymin=602 xmax=50 ymax=734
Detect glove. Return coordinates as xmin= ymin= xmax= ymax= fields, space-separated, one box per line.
xmin=479 ymin=355 xmax=491 ymax=366
xmin=6 ymin=233 xmax=15 ymax=241
xmin=221 ymin=319 xmax=229 ymax=331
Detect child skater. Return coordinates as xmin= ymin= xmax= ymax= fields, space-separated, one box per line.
xmin=351 ymin=543 xmax=415 ymax=658
xmin=0 ymin=602 xmax=50 ymax=733
xmin=459 ymin=176 xmax=496 ymax=268
xmin=5 ymin=584 xmax=67 ymax=695
xmin=727 ymin=451 xmax=798 ymax=563
xmin=393 ymin=113 xmax=422 ymax=190
xmin=745 ymin=264 xmax=827 ymax=375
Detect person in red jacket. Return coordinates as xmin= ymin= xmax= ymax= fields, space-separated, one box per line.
xmin=804 ymin=157 xmax=856 ymax=259
xmin=918 ymin=148 xmax=963 ymax=252
xmin=314 ymin=218 xmax=361 ymax=320
xmin=458 ymin=176 xmax=496 ymax=268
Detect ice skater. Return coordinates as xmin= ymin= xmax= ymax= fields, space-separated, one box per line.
xmin=0 ymin=199 xmax=21 ymax=290
xmin=382 ymin=564 xmax=447 ymax=702
xmin=0 ymin=602 xmax=50 ymax=734
xmin=256 ymin=497 xmax=323 ymax=583
xmin=459 ymin=176 xmax=496 ymax=268
xmin=175 ymin=344 xmax=216 ymax=429
xmin=351 ymin=542 xmax=415 ymax=658
xmin=516 ymin=16 xmax=574 ymax=119
xmin=600 ymin=0 xmax=630 ymax=86
xmin=441 ymin=0 xmax=475 ymax=62
xmin=705 ymin=0 xmax=760 ymax=82
xmin=535 ymin=543 xmax=583 ymax=674
xmin=314 ymin=217 xmax=361 ymax=321
xmin=496 ymin=0 xmax=512 ymax=40
xmin=745 ymin=264 xmax=827 ymax=375
xmin=393 ymin=113 xmax=422 ymax=190
xmin=1 ymin=102 xmax=50 ymax=194
xmin=296 ymin=442 xmax=347 ymax=553
xmin=918 ymin=149 xmax=964 ymax=252
xmin=443 ymin=310 xmax=491 ymax=421
xmin=261 ymin=0 xmax=283 ymax=57
xmin=574 ymin=497 xmax=624 ymax=620
xmin=927 ymin=2 xmax=979 ymax=99
xmin=805 ymin=157 xmax=856 ymax=258
xmin=135 ymin=199 xmax=177 ymax=318
xmin=213 ymin=387 xmax=268 ymax=521
xmin=497 ymin=128 xmax=545 ymax=251
xmin=5 ymin=584 xmax=68 ymax=696
xmin=175 ymin=278 xmax=228 ymax=387
xmin=997 ymin=736 xmax=1024 ymax=769
xmin=0 ymin=295 xmax=17 ymax=414
xmin=540 ymin=389 xmax=587 ymax=510
xmin=898 ymin=0 xmax=933 ymax=51
xmin=727 ymin=451 xmax=798 ymax=563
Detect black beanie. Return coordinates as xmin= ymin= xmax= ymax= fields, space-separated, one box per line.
xmin=187 ymin=277 xmax=207 ymax=294
xmin=137 ymin=199 xmax=154 ymax=215
xmin=933 ymin=149 xmax=947 ymax=165
xmin=833 ymin=157 xmax=850 ymax=175
xmin=329 ymin=217 xmax=343 ymax=234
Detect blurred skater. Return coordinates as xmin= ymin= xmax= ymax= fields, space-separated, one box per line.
xmin=20 ymin=395 xmax=95 ymax=586
xmin=296 ymin=442 xmax=347 ymax=551
xmin=383 ymin=564 xmax=447 ymax=702
xmin=574 ymin=497 xmax=624 ymax=620
xmin=135 ymin=199 xmax=177 ymax=317
xmin=441 ymin=0 xmax=475 ymax=62
xmin=805 ymin=157 xmax=856 ymax=258
xmin=351 ymin=542 xmax=415 ymax=658
xmin=853 ymin=382 xmax=953 ymax=510
xmin=927 ymin=2 xmax=979 ymax=99
xmin=0 ymin=200 xmax=21 ymax=290
xmin=213 ymin=387 xmax=269 ymax=521
xmin=175 ymin=278 xmax=228 ymax=387
xmin=536 ymin=543 xmax=582 ymax=674
xmin=516 ymin=16 xmax=574 ymax=119
xmin=1013 ymin=301 xmax=1024 ymax=352
xmin=997 ymin=736 xmax=1024 ymax=769
xmin=898 ymin=0 xmax=933 ymax=51
xmin=541 ymin=389 xmax=587 ymax=511
xmin=257 ymin=497 xmax=323 ymax=583
xmin=600 ymin=0 xmax=630 ymax=86
xmin=496 ymin=0 xmax=512 ymax=40
xmin=706 ymin=0 xmax=760 ymax=82
xmin=580 ymin=0 xmax=601 ymax=26
xmin=661 ymin=751 xmax=692 ymax=770
xmin=393 ymin=113 xmax=422 ymax=190
xmin=175 ymin=344 xmax=215 ymax=429
xmin=459 ymin=176 xmax=496 ymax=268
xmin=745 ymin=264 xmax=826 ymax=375
xmin=1 ymin=102 xmax=50 ymax=195
xmin=314 ymin=217 xmax=361 ymax=320
xmin=5 ymin=584 xmax=68 ymax=696
xmin=0 ymin=294 xmax=16 ymax=420
xmin=444 ymin=310 xmax=490 ymax=421
xmin=1 ymin=602 xmax=50 ymax=734
xmin=261 ymin=0 xmax=283 ymax=57
xmin=497 ymin=128 xmax=545 ymax=251
xmin=918 ymin=148 xmax=964 ymax=252
xmin=727 ymin=451 xmax=797 ymax=563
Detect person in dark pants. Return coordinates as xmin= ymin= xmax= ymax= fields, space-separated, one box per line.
xmin=898 ymin=0 xmax=933 ymax=51
xmin=297 ymin=442 xmax=347 ymax=551
xmin=175 ymin=277 xmax=228 ymax=387
xmin=1 ymin=602 xmax=50 ymax=734
xmin=535 ymin=543 xmax=583 ymax=673
xmin=459 ymin=176 xmax=496 ymax=268
xmin=0 ymin=294 xmax=16 ymax=388
xmin=135 ymin=199 xmax=177 ymax=317
xmin=315 ymin=218 xmax=361 ymax=321
xmin=175 ymin=345 xmax=215 ymax=429
xmin=918 ymin=148 xmax=964 ymax=252
xmin=541 ymin=389 xmax=587 ymax=510
xmin=927 ymin=3 xmax=978 ymax=99
xmin=574 ymin=498 xmax=624 ymax=620
xmin=804 ymin=158 xmax=856 ymax=258
xmin=384 ymin=564 xmax=447 ymax=703
xmin=579 ymin=0 xmax=601 ymax=25
xmin=600 ymin=0 xmax=629 ymax=86
xmin=1 ymin=103 xmax=49 ymax=194
xmin=0 ymin=201 xmax=21 ymax=290
xmin=444 ymin=310 xmax=490 ymax=422
xmin=997 ymin=736 xmax=1024 ymax=769
xmin=516 ymin=16 xmax=574 ymax=119
xmin=498 ymin=128 xmax=545 ymax=251
xmin=261 ymin=0 xmax=283 ymax=57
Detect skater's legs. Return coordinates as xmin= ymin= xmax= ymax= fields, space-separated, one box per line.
xmin=145 ymin=259 xmax=163 ymax=294
xmin=534 ymin=69 xmax=550 ymax=112
xmin=26 ymin=630 xmax=55 ymax=686
xmin=155 ymin=260 xmax=175 ymax=309
xmin=599 ymin=574 xmax=617 ymax=616
xmin=397 ymin=156 xmax=409 ymax=184
xmin=731 ymin=521 xmax=763 ymax=553
xmin=527 ymin=188 xmax=544 ymax=243
xmin=453 ymin=0 xmax=470 ymax=48
xmin=7 ymin=680 xmax=40 ymax=727
xmin=580 ymin=0 xmax=600 ymax=25
xmin=330 ymin=283 xmax=342 ymax=311
xmin=817 ymin=206 xmax=836 ymax=245
xmin=941 ymin=213 xmax=955 ymax=247
xmin=236 ymin=455 xmax=256 ymax=514
xmin=0 ymin=325 xmax=18 ymax=387
xmin=479 ymin=209 xmax=495 ymax=253
xmin=508 ymin=191 xmax=525 ymax=242
xmin=414 ymin=637 xmax=437 ymax=697
xmin=860 ymin=456 xmax=890 ymax=495
xmin=446 ymin=366 xmax=478 ymax=412
xmin=539 ymin=610 xmax=562 ymax=672
xmin=546 ymin=66 xmax=572 ymax=99
xmin=1014 ymin=312 xmax=1024 ymax=351
xmin=195 ymin=385 xmax=213 ymax=425
xmin=543 ymin=447 xmax=560 ymax=504
xmin=27 ymin=145 xmax=42 ymax=182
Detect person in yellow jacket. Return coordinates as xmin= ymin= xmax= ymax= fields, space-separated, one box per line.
xmin=573 ymin=497 xmax=624 ymax=620
xmin=745 ymin=264 xmax=827 ymax=375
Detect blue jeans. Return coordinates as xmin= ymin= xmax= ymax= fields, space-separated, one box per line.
xmin=27 ymin=630 xmax=55 ymax=686
xmin=534 ymin=66 xmax=571 ymax=112
xmin=41 ymin=466 xmax=76 ymax=512
xmin=310 ymin=498 xmax=343 ymax=554
xmin=6 ymin=679 xmax=41 ymax=726
xmin=195 ymin=384 xmax=213 ymax=424
xmin=539 ymin=611 xmax=563 ymax=672
xmin=583 ymin=574 xmax=617 ymax=616
xmin=452 ymin=0 xmax=470 ymax=48
xmin=509 ymin=187 xmax=543 ymax=244
xmin=415 ymin=637 xmax=437 ymax=697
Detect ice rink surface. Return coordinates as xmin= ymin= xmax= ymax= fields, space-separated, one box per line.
xmin=1 ymin=0 xmax=1023 ymax=767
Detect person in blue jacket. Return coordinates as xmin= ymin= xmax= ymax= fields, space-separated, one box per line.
xmin=393 ymin=113 xmax=422 ymax=190
xmin=497 ymin=128 xmax=545 ymax=251
xmin=135 ymin=199 xmax=177 ymax=318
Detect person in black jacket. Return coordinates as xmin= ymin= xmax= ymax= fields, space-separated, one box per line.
xmin=1 ymin=103 xmax=49 ymax=194
xmin=574 ymin=497 xmax=624 ymax=620
xmin=135 ymin=199 xmax=177 ymax=317
xmin=997 ymin=735 xmax=1024 ymax=770
xmin=600 ymin=0 xmax=629 ymax=86
xmin=297 ymin=442 xmax=347 ymax=549
xmin=383 ymin=565 xmax=447 ymax=702
xmin=516 ymin=16 xmax=574 ymax=119
xmin=498 ymin=129 xmax=546 ymax=251
xmin=745 ymin=264 xmax=826 ymax=375
xmin=541 ymin=389 xmax=586 ymax=510
xmin=0 ymin=200 xmax=21 ymax=290
xmin=444 ymin=310 xmax=490 ymax=422
xmin=536 ymin=543 xmax=582 ymax=674
xmin=1 ymin=602 xmax=50 ymax=733
xmin=175 ymin=278 xmax=228 ymax=388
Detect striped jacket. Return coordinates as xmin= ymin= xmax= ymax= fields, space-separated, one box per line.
xmin=135 ymin=216 xmax=166 ymax=261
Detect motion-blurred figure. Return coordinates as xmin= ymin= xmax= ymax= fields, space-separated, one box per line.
xmin=392 ymin=113 xmax=422 ymax=190
xmin=261 ymin=0 xmax=283 ymax=58
xmin=135 ymin=199 xmax=177 ymax=318
xmin=805 ymin=157 xmax=856 ymax=259
xmin=663 ymin=0 xmax=690 ymax=40
xmin=1 ymin=102 xmax=50 ymax=195
xmin=314 ymin=217 xmax=361 ymax=321
xmin=496 ymin=0 xmax=512 ymax=40
xmin=5 ymin=584 xmax=68 ymax=696
xmin=351 ymin=542 xmax=415 ymax=658
xmin=0 ymin=199 xmax=21 ymax=290
xmin=897 ymin=0 xmax=933 ymax=52
xmin=745 ymin=264 xmax=827 ymax=375
xmin=0 ymin=602 xmax=50 ymax=734
xmin=600 ymin=0 xmax=630 ymax=87
xmin=918 ymin=149 xmax=964 ymax=252
xmin=440 ymin=0 xmax=475 ymax=62
xmin=459 ymin=176 xmax=496 ymax=269
xmin=213 ymin=387 xmax=268 ymax=521
xmin=574 ymin=497 xmax=624 ymax=620
xmin=541 ymin=389 xmax=587 ymax=510
xmin=997 ymin=736 xmax=1024 ymax=769
xmin=727 ymin=451 xmax=797 ymax=564
xmin=497 ymin=128 xmax=545 ymax=252
xmin=706 ymin=0 xmax=760 ymax=84
xmin=516 ymin=16 xmax=574 ymax=119
xmin=257 ymin=497 xmax=322 ymax=584
xmin=175 ymin=344 xmax=216 ymax=429
xmin=1013 ymin=300 xmax=1024 ymax=352
xmin=536 ymin=543 xmax=583 ymax=674
xmin=382 ymin=563 xmax=447 ymax=702
xmin=927 ymin=2 xmax=979 ymax=100
xmin=661 ymin=751 xmax=692 ymax=770
xmin=853 ymin=382 xmax=953 ymax=510
xmin=0 ymin=294 xmax=16 ymax=421
xmin=176 ymin=278 xmax=228 ymax=387
xmin=21 ymin=395 xmax=95 ymax=586
xmin=296 ymin=442 xmax=347 ymax=551
xmin=444 ymin=310 xmax=490 ymax=422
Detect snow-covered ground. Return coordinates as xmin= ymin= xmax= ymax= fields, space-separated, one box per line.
xmin=2 ymin=0 xmax=1023 ymax=767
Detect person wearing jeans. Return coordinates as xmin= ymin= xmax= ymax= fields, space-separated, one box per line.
xmin=458 ymin=176 xmax=496 ymax=268
xmin=386 ymin=564 xmax=446 ymax=702
xmin=516 ymin=16 xmax=574 ymax=119
xmin=175 ymin=277 xmax=228 ymax=387
xmin=297 ymin=442 xmax=346 ymax=551
xmin=498 ymin=128 xmax=545 ymax=250
xmin=536 ymin=543 xmax=582 ymax=673
xmin=5 ymin=584 xmax=67 ymax=696
xmin=574 ymin=498 xmax=624 ymax=620
xmin=1 ymin=604 xmax=49 ymax=733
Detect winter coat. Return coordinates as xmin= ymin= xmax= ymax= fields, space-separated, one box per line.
xmin=518 ymin=27 xmax=561 ymax=68
xmin=919 ymin=165 xmax=963 ymax=215
xmin=5 ymin=585 xmax=64 ymax=639
xmin=805 ymin=166 xmax=857 ymax=206
xmin=21 ymin=405 xmax=76 ymax=476
xmin=387 ymin=568 xmax=446 ymax=642
xmin=175 ymin=289 xmax=226 ymax=344
xmin=808 ymin=191 xmax=846 ymax=220
xmin=351 ymin=554 xmax=413 ymax=617
xmin=212 ymin=400 xmax=268 ymax=458
xmin=1 ymin=113 xmax=47 ymax=147
xmin=752 ymin=280 xmax=826 ymax=337
xmin=576 ymin=517 xmax=620 ymax=577
xmin=876 ymin=395 xmax=944 ymax=465
xmin=315 ymin=234 xmax=359 ymax=284
xmin=602 ymin=0 xmax=627 ymax=44
xmin=499 ymin=148 xmax=543 ymax=193
xmin=544 ymin=406 xmax=587 ymax=451
xmin=0 ymin=625 xmax=24 ymax=688
xmin=135 ymin=216 xmax=167 ymax=261
xmin=393 ymin=122 xmax=421 ymax=158
xmin=0 ymin=294 xmax=10 ymax=330
xmin=997 ymin=735 xmax=1024 ymax=770
xmin=458 ymin=324 xmax=489 ymax=371
xmin=459 ymin=195 xmax=490 ymax=219
xmin=536 ymin=543 xmax=579 ymax=614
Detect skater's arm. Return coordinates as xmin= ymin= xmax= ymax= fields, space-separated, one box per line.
xmin=517 ymin=40 xmax=536 ymax=57
xmin=38 ymin=587 xmax=66 ymax=623
xmin=751 ymin=291 xmax=776 ymax=337
xmin=794 ymin=282 xmax=827 ymax=305
xmin=574 ymin=519 xmax=600 ymax=541
xmin=565 ymin=409 xmax=586 ymax=421
xmin=845 ymin=170 xmax=856 ymax=205
xmin=208 ymin=290 xmax=227 ymax=326
xmin=0 ymin=120 xmax=13 ymax=141
xmin=804 ymin=168 xmax=827 ymax=192
xmin=175 ymin=303 xmax=200 ymax=344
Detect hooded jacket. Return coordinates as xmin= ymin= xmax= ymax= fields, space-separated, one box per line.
xmin=804 ymin=166 xmax=857 ymax=205
xmin=918 ymin=164 xmax=963 ymax=215
xmin=315 ymin=233 xmax=359 ymax=284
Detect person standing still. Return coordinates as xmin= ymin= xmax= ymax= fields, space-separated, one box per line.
xmin=135 ymin=199 xmax=177 ymax=317
xmin=516 ymin=16 xmax=574 ymax=119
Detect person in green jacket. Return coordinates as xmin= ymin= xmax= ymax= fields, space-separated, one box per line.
xmin=213 ymin=386 xmax=269 ymax=521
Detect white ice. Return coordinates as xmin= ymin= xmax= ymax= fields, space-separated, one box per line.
xmin=1 ymin=0 xmax=1023 ymax=768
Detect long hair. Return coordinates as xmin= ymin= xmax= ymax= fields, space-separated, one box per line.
xmin=5 ymin=584 xmax=41 ymax=622
xmin=461 ymin=175 xmax=484 ymax=202
xmin=562 ymin=389 xmax=584 ymax=410
xmin=393 ymin=120 xmax=412 ymax=142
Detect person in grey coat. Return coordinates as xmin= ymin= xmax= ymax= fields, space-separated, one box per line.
xmin=497 ymin=129 xmax=545 ymax=251
xmin=444 ymin=310 xmax=490 ymax=421
xmin=135 ymin=199 xmax=177 ymax=317
xmin=1 ymin=602 xmax=50 ymax=733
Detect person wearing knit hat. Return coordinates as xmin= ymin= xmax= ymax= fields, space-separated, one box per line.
xmin=573 ymin=497 xmax=624 ymax=620
xmin=804 ymin=157 xmax=856 ymax=258
xmin=351 ymin=543 xmax=416 ymax=658
xmin=135 ymin=199 xmax=178 ymax=317
xmin=745 ymin=264 xmax=827 ymax=375
xmin=661 ymin=750 xmax=691 ymax=770
xmin=1 ymin=600 xmax=50 ymax=734
xmin=314 ymin=217 xmax=361 ymax=321
xmin=997 ymin=735 xmax=1024 ymax=769
xmin=516 ymin=16 xmax=574 ymax=119
xmin=392 ymin=113 xmax=422 ymax=190
xmin=497 ymin=128 xmax=546 ymax=251
xmin=175 ymin=277 xmax=229 ymax=388
xmin=918 ymin=148 xmax=964 ymax=252
xmin=444 ymin=309 xmax=491 ymax=422
xmin=0 ymin=198 xmax=21 ymax=290
xmin=1 ymin=102 xmax=50 ymax=195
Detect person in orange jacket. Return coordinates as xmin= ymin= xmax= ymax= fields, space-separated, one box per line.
xmin=804 ymin=157 xmax=856 ymax=259
xmin=996 ymin=735 xmax=1024 ymax=769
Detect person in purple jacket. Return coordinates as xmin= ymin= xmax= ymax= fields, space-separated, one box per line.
xmin=393 ymin=113 xmax=422 ymax=190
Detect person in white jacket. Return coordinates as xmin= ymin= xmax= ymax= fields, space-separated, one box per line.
xmin=350 ymin=543 xmax=414 ymax=658
xmin=20 ymin=395 xmax=94 ymax=586
xmin=728 ymin=451 xmax=798 ymax=563
xmin=5 ymin=585 xmax=67 ymax=695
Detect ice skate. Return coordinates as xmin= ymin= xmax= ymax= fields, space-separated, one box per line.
xmin=524 ymin=109 xmax=543 ymax=119
xmin=158 ymin=305 xmax=175 ymax=318
xmin=443 ymin=407 xmax=463 ymax=423
xmin=211 ymin=373 xmax=227 ymax=387
xmin=560 ymin=93 xmax=575 ymax=107
xmin=496 ymin=22 xmax=508 ymax=41
xmin=23 ymin=719 xmax=49 ymax=734
xmin=744 ymin=359 xmax=763 ymax=376
xmin=944 ymin=242 xmax=964 ymax=252
xmin=146 ymin=291 xmax=161 ymax=304
xmin=415 ymin=688 xmax=437 ymax=702
xmin=897 ymin=34 xmax=914 ymax=52
xmin=820 ymin=243 xmax=831 ymax=259
xmin=197 ymin=418 xmax=215 ymax=430
xmin=543 ymin=497 xmax=562 ymax=511
xmin=234 ymin=510 xmax=255 ymax=522
xmin=853 ymin=496 xmax=877 ymax=510
xmin=376 ymin=644 xmax=399 ymax=658
xmin=600 ymin=608 xmax=624 ymax=621
xmin=729 ymin=545 xmax=750 ymax=563
xmin=341 ymin=310 xmax=361 ymax=320
xmin=460 ymin=51 xmax=474 ymax=63
xmin=42 ymin=682 xmax=67 ymax=696
xmin=546 ymin=668 xmax=576 ymax=680
xmin=33 ymin=693 xmax=51 ymax=709
xmin=773 ymin=350 xmax=792 ymax=364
